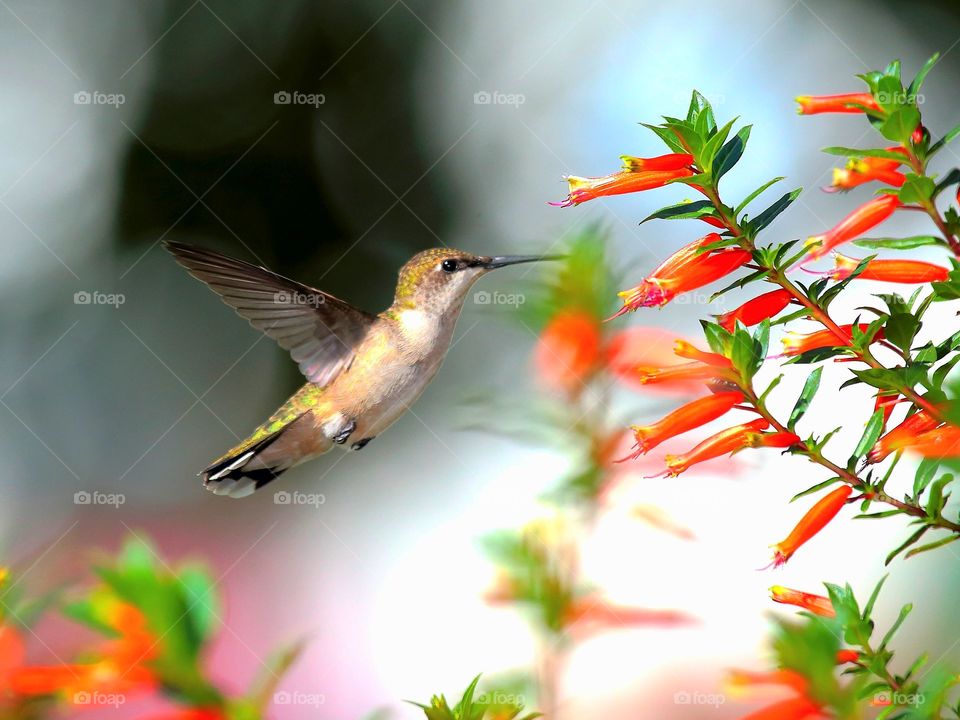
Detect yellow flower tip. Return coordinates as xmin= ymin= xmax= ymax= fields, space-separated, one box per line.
xmin=565 ymin=175 xmax=588 ymax=190
xmin=804 ymin=235 xmax=824 ymax=249
xmin=769 ymin=584 xmax=786 ymax=597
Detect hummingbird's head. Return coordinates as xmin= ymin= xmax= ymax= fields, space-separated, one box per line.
xmin=393 ymin=248 xmax=561 ymax=312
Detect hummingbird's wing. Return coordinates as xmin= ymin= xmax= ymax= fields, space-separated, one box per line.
xmin=164 ymin=241 xmax=376 ymax=387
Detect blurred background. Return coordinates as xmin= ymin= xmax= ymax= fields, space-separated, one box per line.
xmin=4 ymin=0 xmax=960 ymax=717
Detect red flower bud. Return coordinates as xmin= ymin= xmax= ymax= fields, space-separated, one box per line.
xmin=619 ymin=152 xmax=694 ymax=171
xmin=781 ymin=324 xmax=877 ymax=356
xmin=802 ymin=195 xmax=900 ymax=262
xmin=716 ymin=289 xmax=792 ymax=331
xmin=868 ymin=409 xmax=941 ymax=463
xmin=662 ymin=419 xmax=770 ymax=476
xmin=819 ymin=253 xmax=948 ymax=283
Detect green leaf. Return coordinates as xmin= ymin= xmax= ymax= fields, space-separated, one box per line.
xmin=735 ymin=176 xmax=784 ymax=215
xmin=849 ymin=409 xmax=885 ymax=467
xmin=905 ymin=534 xmax=960 ymax=559
xmin=898 ymin=173 xmax=936 ymax=204
xmin=929 ymin=122 xmax=960 ymax=157
xmin=908 ymin=52 xmax=939 ymax=96
xmin=886 ymin=526 xmax=929 ymax=565
xmin=640 ymin=199 xmax=714 ymax=223
xmin=863 ymin=574 xmax=888 ymax=619
xmin=747 ymin=188 xmax=802 ymax=234
xmin=821 ymin=146 xmax=910 ymax=161
xmin=879 ymin=603 xmax=912 ymax=651
xmin=788 ymin=366 xmax=822 ymax=430
xmin=884 ymin=312 xmax=921 ymax=352
xmin=641 ymin=122 xmax=687 ymax=154
xmin=713 ymin=125 xmax=751 ymax=181
xmin=791 ymin=477 xmax=841 ymax=502
xmin=879 ymin=106 xmax=921 ymax=144
xmin=852 ymin=235 xmax=941 ymax=250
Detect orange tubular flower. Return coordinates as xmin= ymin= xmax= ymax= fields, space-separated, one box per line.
xmin=623 ymin=391 xmax=744 ymax=458
xmin=802 ymin=194 xmax=901 ymax=262
xmin=868 ymin=409 xmax=941 ymax=463
xmin=619 ymin=152 xmax=694 ymax=171
xmin=827 ymin=166 xmax=905 ymax=192
xmin=816 ymin=253 xmax=948 ymax=283
xmin=769 ymin=586 xmax=835 ymax=617
xmin=781 ymin=323 xmax=876 ymax=356
xmin=550 ymin=166 xmax=694 ymax=207
xmin=616 ymin=248 xmax=752 ymax=313
xmin=768 ymin=485 xmax=853 ymax=567
xmin=717 ymin=289 xmax=792 ymax=331
xmin=795 ymin=92 xmax=881 ymax=115
xmin=662 ymin=419 xmax=770 ymax=476
xmin=904 ymin=425 xmax=960 ymax=458
xmin=634 ymin=362 xmax=731 ymax=386
xmin=673 ymin=340 xmax=732 ymax=367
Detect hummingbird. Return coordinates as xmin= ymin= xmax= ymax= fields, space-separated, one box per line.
xmin=164 ymin=241 xmax=558 ymax=498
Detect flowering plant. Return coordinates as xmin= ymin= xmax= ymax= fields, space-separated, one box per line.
xmin=552 ymin=53 xmax=960 ymax=718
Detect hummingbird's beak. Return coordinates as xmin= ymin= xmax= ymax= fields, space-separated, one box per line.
xmin=477 ymin=254 xmax=565 ymax=269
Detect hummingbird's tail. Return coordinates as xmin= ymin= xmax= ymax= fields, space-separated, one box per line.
xmin=201 ymin=429 xmax=294 ymax=498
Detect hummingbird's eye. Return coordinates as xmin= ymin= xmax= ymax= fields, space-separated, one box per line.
xmin=440 ymin=259 xmax=459 ymax=273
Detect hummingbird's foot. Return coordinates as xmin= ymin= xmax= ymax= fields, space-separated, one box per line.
xmin=332 ymin=420 xmax=357 ymax=445
xmin=351 ymin=437 xmax=374 ymax=451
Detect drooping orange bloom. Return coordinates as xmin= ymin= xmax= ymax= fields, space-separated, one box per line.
xmin=673 ymin=340 xmax=733 ymax=367
xmin=550 ymin=166 xmax=694 ymax=207
xmin=619 ymin=153 xmax=694 ymax=171
xmin=727 ymin=669 xmax=809 ymax=697
xmin=835 ymin=649 xmax=860 ymax=664
xmin=623 ymin=391 xmax=744 ymax=458
xmin=728 ymin=669 xmax=823 ymax=719
xmin=534 ymin=309 xmax=603 ymax=394
xmin=0 ymin=624 xmax=25 ymax=694
xmin=780 ymin=323 xmax=876 ymax=356
xmin=816 ymin=253 xmax=948 ymax=283
xmin=616 ymin=248 xmax=752 ymax=313
xmin=802 ymin=195 xmax=901 ymax=262
xmin=874 ymin=390 xmax=900 ymax=429
xmin=768 ymin=485 xmax=853 ymax=567
xmin=903 ymin=425 xmax=960 ymax=458
xmin=661 ymin=419 xmax=770 ymax=476
xmin=769 ymin=586 xmax=835 ymax=617
xmin=606 ymin=327 xmax=718 ymax=394
xmin=717 ymin=289 xmax=793 ymax=331
xmin=868 ymin=409 xmax=941 ymax=463
xmin=795 ymin=92 xmax=881 ymax=115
